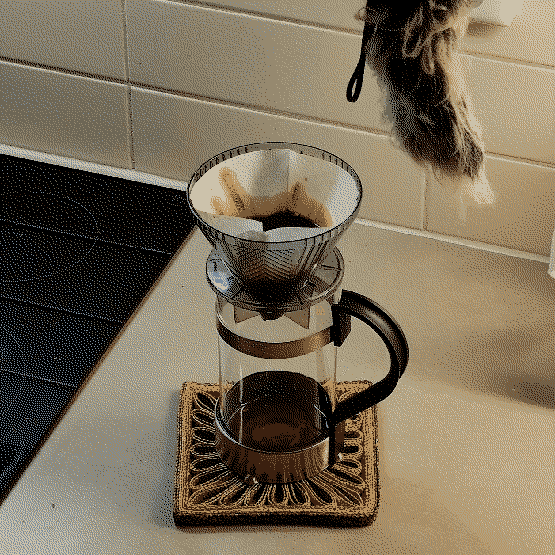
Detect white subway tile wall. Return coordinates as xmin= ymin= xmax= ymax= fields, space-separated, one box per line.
xmin=0 ymin=0 xmax=553 ymax=255
xmin=0 ymin=61 xmax=131 ymax=167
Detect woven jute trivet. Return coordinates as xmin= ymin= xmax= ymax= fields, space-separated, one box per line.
xmin=174 ymin=381 xmax=379 ymax=527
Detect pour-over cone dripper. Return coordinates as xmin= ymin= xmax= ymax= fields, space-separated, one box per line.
xmin=186 ymin=143 xmax=362 ymax=304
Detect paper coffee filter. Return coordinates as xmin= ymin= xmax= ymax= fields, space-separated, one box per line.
xmin=286 ymin=150 xmax=359 ymax=226
xmin=229 ymin=149 xmax=290 ymax=199
xmin=189 ymin=147 xmax=359 ymax=242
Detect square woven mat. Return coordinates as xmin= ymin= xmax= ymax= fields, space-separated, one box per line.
xmin=174 ymin=381 xmax=379 ymax=527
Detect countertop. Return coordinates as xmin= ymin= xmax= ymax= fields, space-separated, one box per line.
xmin=1 ymin=222 xmax=553 ymax=555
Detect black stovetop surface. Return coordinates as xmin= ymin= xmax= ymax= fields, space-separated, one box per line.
xmin=0 ymin=153 xmax=195 ymax=503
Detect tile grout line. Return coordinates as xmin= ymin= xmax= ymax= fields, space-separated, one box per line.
xmin=421 ymin=171 xmax=428 ymax=231
xmin=352 ymin=219 xmax=551 ymax=264
xmin=120 ymin=0 xmax=135 ymax=170
xmin=458 ymin=50 xmax=555 ymax=71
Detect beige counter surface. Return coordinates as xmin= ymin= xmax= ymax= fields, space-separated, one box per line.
xmin=1 ymin=222 xmax=553 ymax=555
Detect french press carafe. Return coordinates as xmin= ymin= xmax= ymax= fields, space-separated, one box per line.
xmin=187 ymin=142 xmax=408 ymax=484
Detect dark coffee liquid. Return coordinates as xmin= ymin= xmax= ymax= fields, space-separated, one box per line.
xmin=250 ymin=210 xmax=319 ymax=232
xmin=222 ymin=371 xmax=331 ymax=452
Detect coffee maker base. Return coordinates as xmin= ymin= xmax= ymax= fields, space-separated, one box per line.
xmin=174 ymin=381 xmax=379 ymax=528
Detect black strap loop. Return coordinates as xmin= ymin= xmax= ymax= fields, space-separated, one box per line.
xmin=346 ymin=58 xmax=366 ymax=103
xmin=346 ymin=3 xmax=375 ymax=103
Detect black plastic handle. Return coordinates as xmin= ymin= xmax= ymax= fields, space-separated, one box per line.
xmin=330 ymin=290 xmax=409 ymax=425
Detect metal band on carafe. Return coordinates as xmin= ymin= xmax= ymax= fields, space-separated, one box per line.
xmin=216 ymin=317 xmax=333 ymax=359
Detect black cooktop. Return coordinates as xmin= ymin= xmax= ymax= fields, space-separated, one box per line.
xmin=0 ymin=153 xmax=195 ymax=504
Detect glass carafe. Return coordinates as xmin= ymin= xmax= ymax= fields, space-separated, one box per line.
xmin=213 ymin=254 xmax=408 ymax=484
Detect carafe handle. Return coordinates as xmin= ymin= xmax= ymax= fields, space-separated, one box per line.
xmin=330 ymin=290 xmax=409 ymax=425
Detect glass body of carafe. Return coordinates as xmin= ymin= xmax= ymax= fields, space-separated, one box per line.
xmin=213 ymin=277 xmax=409 ymax=484
xmin=214 ymin=292 xmax=340 ymax=484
